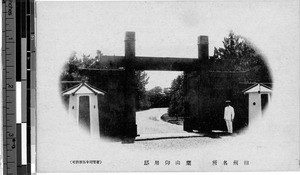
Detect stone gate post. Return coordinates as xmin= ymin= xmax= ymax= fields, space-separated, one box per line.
xmin=183 ymin=35 xmax=210 ymax=132
xmin=123 ymin=32 xmax=137 ymax=143
xmin=197 ymin=35 xmax=211 ymax=131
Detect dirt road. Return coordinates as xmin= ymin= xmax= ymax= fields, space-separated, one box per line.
xmin=136 ymin=108 xmax=186 ymax=135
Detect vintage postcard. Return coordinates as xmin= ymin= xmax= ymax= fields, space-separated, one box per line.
xmin=35 ymin=0 xmax=299 ymax=173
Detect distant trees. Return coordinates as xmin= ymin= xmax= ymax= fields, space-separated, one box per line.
xmin=146 ymin=86 xmax=170 ymax=108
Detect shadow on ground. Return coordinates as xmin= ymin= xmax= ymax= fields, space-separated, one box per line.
xmin=198 ymin=131 xmax=231 ymax=139
xmin=135 ymin=130 xmax=239 ymax=142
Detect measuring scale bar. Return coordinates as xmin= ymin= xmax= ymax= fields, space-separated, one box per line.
xmin=2 ymin=0 xmax=35 ymax=174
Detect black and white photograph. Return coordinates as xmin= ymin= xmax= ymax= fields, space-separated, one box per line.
xmin=33 ymin=0 xmax=299 ymax=173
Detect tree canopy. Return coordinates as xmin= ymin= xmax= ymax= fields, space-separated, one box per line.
xmin=146 ymin=86 xmax=170 ymax=108
xmin=168 ymin=31 xmax=272 ymax=118
xmin=135 ymin=71 xmax=150 ymax=110
xmin=211 ymin=31 xmax=272 ymax=83
xmin=168 ymin=74 xmax=185 ymax=119
xmin=60 ymin=51 xmax=150 ymax=111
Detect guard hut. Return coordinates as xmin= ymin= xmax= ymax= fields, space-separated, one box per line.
xmin=62 ymin=82 xmax=105 ymax=137
xmin=243 ymin=83 xmax=272 ymax=125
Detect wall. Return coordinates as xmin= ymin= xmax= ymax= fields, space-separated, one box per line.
xmin=86 ymin=70 xmax=127 ymax=140
xmin=184 ymin=70 xmax=249 ymax=132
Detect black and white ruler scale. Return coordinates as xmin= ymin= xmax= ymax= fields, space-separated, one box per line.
xmin=2 ymin=0 xmax=35 ymax=174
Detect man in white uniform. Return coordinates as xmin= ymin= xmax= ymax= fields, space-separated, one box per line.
xmin=224 ymin=100 xmax=235 ymax=134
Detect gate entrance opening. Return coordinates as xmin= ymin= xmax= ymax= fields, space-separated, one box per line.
xmin=136 ymin=71 xmax=185 ymax=138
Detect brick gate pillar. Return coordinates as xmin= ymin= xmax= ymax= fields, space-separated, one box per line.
xmin=122 ymin=32 xmax=137 ymax=143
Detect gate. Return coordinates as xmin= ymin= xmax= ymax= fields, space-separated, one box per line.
xmin=81 ymin=32 xmax=211 ymax=143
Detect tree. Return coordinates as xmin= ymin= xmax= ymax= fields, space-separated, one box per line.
xmin=143 ymin=86 xmax=171 ymax=108
xmin=60 ymin=51 xmax=150 ymax=110
xmin=60 ymin=52 xmax=98 ymax=85
xmin=146 ymin=86 xmax=164 ymax=108
xmin=135 ymin=71 xmax=150 ymax=110
xmin=211 ymin=31 xmax=272 ymax=83
xmin=168 ymin=74 xmax=185 ymax=120
xmin=167 ymin=31 xmax=272 ymax=120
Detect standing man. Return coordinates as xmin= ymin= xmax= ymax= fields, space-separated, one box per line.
xmin=224 ymin=100 xmax=235 ymax=134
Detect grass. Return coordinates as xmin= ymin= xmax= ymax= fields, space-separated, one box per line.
xmin=161 ymin=113 xmax=184 ymax=125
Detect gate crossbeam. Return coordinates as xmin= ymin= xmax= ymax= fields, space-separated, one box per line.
xmin=99 ymin=55 xmax=201 ymax=71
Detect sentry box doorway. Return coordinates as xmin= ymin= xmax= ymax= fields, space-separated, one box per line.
xmin=62 ymin=82 xmax=105 ymax=137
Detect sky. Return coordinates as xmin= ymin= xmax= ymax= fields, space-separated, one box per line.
xmin=35 ymin=0 xmax=300 ymax=90
xmin=36 ymin=0 xmax=255 ymax=90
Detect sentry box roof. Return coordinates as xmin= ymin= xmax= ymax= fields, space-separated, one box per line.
xmin=243 ymin=83 xmax=272 ymax=94
xmin=62 ymin=82 xmax=105 ymax=96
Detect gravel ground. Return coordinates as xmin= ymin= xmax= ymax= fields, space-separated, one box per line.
xmin=132 ymin=108 xmax=230 ymax=151
xmin=132 ymin=136 xmax=216 ymax=151
xmin=136 ymin=108 xmax=186 ymax=135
